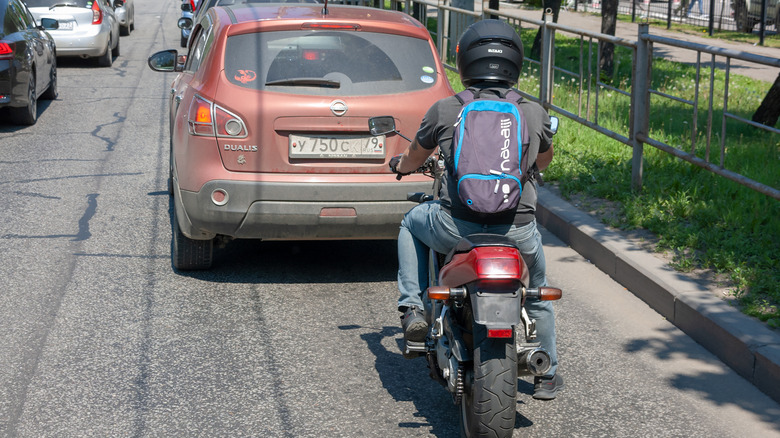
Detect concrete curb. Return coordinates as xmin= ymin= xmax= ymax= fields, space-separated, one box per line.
xmin=535 ymin=186 xmax=780 ymax=404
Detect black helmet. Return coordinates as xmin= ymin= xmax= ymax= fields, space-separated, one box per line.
xmin=456 ymin=19 xmax=524 ymax=87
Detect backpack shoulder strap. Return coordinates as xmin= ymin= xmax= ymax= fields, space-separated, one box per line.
xmin=505 ymin=89 xmax=524 ymax=103
xmin=454 ymin=88 xmax=478 ymax=105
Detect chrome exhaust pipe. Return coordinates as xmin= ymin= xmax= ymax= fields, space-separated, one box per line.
xmin=517 ymin=348 xmax=552 ymax=376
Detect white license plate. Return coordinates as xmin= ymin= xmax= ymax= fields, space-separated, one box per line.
xmin=58 ymin=21 xmax=75 ymax=30
xmin=289 ymin=134 xmax=386 ymax=159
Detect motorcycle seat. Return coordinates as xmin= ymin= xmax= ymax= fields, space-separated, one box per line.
xmin=444 ymin=233 xmax=519 ymax=265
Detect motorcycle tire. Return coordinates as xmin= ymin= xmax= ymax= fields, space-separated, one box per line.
xmin=459 ymin=322 xmax=518 ymax=438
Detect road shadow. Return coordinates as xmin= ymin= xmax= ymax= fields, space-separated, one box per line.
xmin=623 ymin=325 xmax=780 ymax=432
xmin=166 ymin=195 xmax=399 ymax=283
xmin=0 ymin=99 xmax=56 ymax=131
xmin=342 ymin=324 xmax=539 ymax=436
xmin=341 ymin=324 xmax=460 ymax=437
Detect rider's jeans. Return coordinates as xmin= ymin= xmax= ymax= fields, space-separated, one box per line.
xmin=397 ymin=200 xmax=558 ymax=377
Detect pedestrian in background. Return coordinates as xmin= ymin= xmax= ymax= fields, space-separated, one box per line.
xmin=687 ymin=0 xmax=706 ymax=17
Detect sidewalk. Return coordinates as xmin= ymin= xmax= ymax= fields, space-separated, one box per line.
xmin=535 ymin=184 xmax=780 ymax=405
xmin=510 ymin=6 xmax=780 ymax=82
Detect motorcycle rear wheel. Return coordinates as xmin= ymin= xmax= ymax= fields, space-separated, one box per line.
xmin=459 ymin=322 xmax=518 ymax=438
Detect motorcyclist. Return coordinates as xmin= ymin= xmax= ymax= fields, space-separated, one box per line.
xmin=389 ymin=19 xmax=564 ymax=400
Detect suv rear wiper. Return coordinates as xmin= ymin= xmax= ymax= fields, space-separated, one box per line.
xmin=264 ymin=78 xmax=340 ymax=88
xmin=49 ymin=3 xmax=79 ymax=9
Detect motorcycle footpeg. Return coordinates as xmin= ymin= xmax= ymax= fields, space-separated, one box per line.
xmin=402 ymin=340 xmax=426 ymax=359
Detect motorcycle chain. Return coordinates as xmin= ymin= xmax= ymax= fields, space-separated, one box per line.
xmin=453 ymin=363 xmax=465 ymax=405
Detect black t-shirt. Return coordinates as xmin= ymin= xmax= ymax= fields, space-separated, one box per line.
xmin=415 ymin=85 xmax=553 ymax=225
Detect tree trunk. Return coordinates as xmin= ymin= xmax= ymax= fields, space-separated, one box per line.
xmin=530 ymin=0 xmax=563 ymax=59
xmin=752 ymin=72 xmax=780 ymax=127
xmin=600 ymin=0 xmax=619 ymax=78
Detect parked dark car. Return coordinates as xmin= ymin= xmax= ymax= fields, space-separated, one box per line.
xmin=0 ymin=0 xmax=57 ymax=125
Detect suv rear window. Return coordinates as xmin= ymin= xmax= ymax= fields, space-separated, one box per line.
xmin=224 ymin=30 xmax=439 ymax=96
xmin=24 ymin=0 xmax=91 ymax=7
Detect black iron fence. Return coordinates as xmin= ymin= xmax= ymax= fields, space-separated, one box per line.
xmin=353 ymin=0 xmax=780 ymax=200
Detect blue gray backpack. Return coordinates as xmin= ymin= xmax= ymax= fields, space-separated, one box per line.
xmin=452 ymin=88 xmax=531 ymax=214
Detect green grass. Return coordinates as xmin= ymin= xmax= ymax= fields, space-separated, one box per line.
xmin=442 ymin=29 xmax=780 ymax=329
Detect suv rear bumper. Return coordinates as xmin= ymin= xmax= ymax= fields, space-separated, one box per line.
xmin=175 ymin=179 xmax=430 ymax=240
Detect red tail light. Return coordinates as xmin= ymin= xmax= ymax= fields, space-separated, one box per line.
xmin=0 ymin=41 xmax=14 ymax=60
xmin=92 ymin=1 xmax=103 ymax=25
xmin=472 ymin=247 xmax=521 ymax=279
xmin=188 ymin=95 xmax=214 ymax=136
xmin=302 ymin=23 xmax=360 ymax=30
xmin=187 ymin=95 xmax=247 ymax=138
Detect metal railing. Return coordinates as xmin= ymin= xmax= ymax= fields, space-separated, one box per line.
xmin=360 ymin=0 xmax=780 ymax=200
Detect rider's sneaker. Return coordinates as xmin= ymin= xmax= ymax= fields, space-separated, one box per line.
xmin=400 ymin=306 xmax=428 ymax=342
xmin=533 ymin=374 xmax=564 ymax=400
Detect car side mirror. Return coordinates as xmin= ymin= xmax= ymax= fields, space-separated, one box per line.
xmin=368 ymin=116 xmax=396 ymax=136
xmin=148 ymin=50 xmax=181 ymax=72
xmin=178 ymin=17 xmax=193 ymax=30
xmin=181 ymin=3 xmax=193 ymax=12
xmin=39 ymin=18 xmax=59 ymax=30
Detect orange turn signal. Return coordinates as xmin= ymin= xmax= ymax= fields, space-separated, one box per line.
xmin=428 ymin=286 xmax=451 ymax=301
xmin=538 ymin=287 xmax=563 ymax=301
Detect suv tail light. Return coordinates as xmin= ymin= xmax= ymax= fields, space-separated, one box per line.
xmin=187 ymin=95 xmax=247 ymax=138
xmin=0 ymin=41 xmax=14 ymax=60
xmin=92 ymin=1 xmax=103 ymax=25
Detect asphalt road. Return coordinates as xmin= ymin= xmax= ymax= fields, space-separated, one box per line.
xmin=0 ymin=1 xmax=779 ymax=437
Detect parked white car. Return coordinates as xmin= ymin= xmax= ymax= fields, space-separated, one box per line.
xmin=732 ymin=0 xmax=779 ymax=32
xmin=114 ymin=0 xmax=135 ymax=36
xmin=25 ymin=0 xmax=120 ymax=67
xmin=180 ymin=0 xmax=197 ymax=47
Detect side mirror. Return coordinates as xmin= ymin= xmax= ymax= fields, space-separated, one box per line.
xmin=178 ymin=17 xmax=193 ymax=30
xmin=368 ymin=116 xmax=396 ymax=136
xmin=181 ymin=3 xmax=193 ymax=12
xmin=549 ymin=116 xmax=559 ymax=135
xmin=39 ymin=18 xmax=59 ymax=30
xmin=148 ymin=50 xmax=181 ymax=72
xmin=113 ymin=0 xmax=124 ymax=7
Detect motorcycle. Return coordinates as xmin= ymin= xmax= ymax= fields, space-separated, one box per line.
xmin=369 ymin=115 xmax=562 ymax=438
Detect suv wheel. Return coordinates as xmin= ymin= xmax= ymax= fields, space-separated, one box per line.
xmin=172 ymin=208 xmax=214 ymax=270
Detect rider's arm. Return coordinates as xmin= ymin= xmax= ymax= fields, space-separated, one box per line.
xmin=535 ymin=111 xmax=555 ymax=171
xmin=394 ymin=138 xmax=433 ymax=175
xmin=537 ymin=145 xmax=554 ymax=171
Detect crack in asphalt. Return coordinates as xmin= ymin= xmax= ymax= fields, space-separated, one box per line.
xmin=1 ymin=193 xmax=98 ymax=241
xmin=92 ymin=111 xmax=127 ymax=151
xmin=0 ymin=171 xmax=143 ymax=185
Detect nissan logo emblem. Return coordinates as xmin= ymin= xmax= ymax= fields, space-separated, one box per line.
xmin=330 ymin=100 xmax=348 ymax=116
